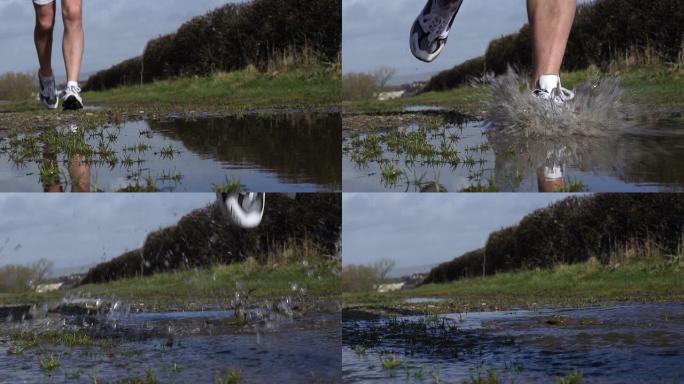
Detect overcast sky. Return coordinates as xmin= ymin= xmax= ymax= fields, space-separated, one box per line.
xmin=343 ymin=194 xmax=577 ymax=274
xmin=0 ymin=0 xmax=240 ymax=77
xmin=0 ymin=194 xmax=214 ymax=275
xmin=343 ymin=0 xmax=592 ymax=82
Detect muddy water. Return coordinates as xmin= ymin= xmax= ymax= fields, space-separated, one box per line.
xmin=0 ymin=307 xmax=340 ymax=383
xmin=342 ymin=303 xmax=684 ymax=383
xmin=342 ymin=112 xmax=684 ymax=192
xmin=0 ymin=112 xmax=341 ymax=192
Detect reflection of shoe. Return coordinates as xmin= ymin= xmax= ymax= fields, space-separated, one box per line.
xmin=38 ymin=73 xmax=58 ymax=110
xmin=217 ymin=192 xmax=265 ymax=229
xmin=541 ymin=146 xmax=565 ymax=182
xmin=62 ymin=82 xmax=84 ymax=111
xmin=410 ymin=0 xmax=463 ymax=62
xmin=533 ymin=75 xmax=575 ymax=105
xmin=542 ymin=165 xmax=563 ymax=180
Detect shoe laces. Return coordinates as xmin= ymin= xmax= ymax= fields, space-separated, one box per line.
xmin=534 ymin=85 xmax=575 ymax=104
xmin=41 ymin=83 xmax=55 ymax=98
xmin=421 ymin=14 xmax=449 ymax=42
xmin=420 ymin=1 xmax=458 ymax=42
xmin=66 ymin=84 xmax=81 ymax=95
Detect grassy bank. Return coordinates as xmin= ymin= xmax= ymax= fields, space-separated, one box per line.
xmin=344 ymin=259 xmax=684 ymax=314
xmin=343 ymin=64 xmax=684 ymax=117
xmin=1 ymin=257 xmax=339 ymax=310
xmin=85 ymin=66 xmax=340 ymax=110
xmin=0 ymin=66 xmax=340 ymax=131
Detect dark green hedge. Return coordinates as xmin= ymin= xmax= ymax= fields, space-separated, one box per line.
xmin=424 ymin=0 xmax=684 ymax=91
xmin=424 ymin=194 xmax=684 ymax=284
xmin=81 ymin=193 xmax=341 ymax=284
xmin=84 ymin=0 xmax=341 ymax=91
xmin=424 ymin=249 xmax=485 ymax=284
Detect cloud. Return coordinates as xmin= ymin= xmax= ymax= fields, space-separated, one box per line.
xmin=342 ymin=193 xmax=577 ymax=270
xmin=342 ymin=0 xmax=594 ymax=79
xmin=0 ymin=0 xmax=236 ymax=75
xmin=0 ymin=194 xmax=215 ymax=273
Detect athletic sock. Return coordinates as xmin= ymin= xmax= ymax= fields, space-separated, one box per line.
xmin=538 ymin=74 xmax=561 ymax=93
xmin=39 ymin=73 xmax=54 ymax=88
xmin=66 ymin=81 xmax=79 ymax=90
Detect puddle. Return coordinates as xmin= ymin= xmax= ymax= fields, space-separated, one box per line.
xmin=0 ymin=300 xmax=341 ymax=383
xmin=343 ymin=111 xmax=684 ymax=192
xmin=403 ymin=297 xmax=447 ymax=304
xmin=342 ymin=303 xmax=684 ymax=383
xmin=0 ymin=112 xmax=341 ymax=192
xmin=403 ymin=106 xmax=447 ymax=113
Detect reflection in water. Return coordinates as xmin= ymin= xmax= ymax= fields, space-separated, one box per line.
xmin=41 ymin=125 xmax=91 ymax=192
xmin=148 ymin=113 xmax=341 ymax=190
xmin=0 ymin=306 xmax=340 ymax=383
xmin=0 ymin=113 xmax=341 ymax=192
xmin=343 ymin=303 xmax=684 ymax=383
xmin=343 ymin=112 xmax=684 ymax=192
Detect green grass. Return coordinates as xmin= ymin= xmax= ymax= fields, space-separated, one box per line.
xmin=40 ymin=354 xmax=61 ymax=374
xmin=0 ymin=257 xmax=338 ymax=310
xmin=380 ymin=355 xmax=402 ymax=371
xmin=558 ymin=370 xmax=584 ymax=384
xmin=2 ymin=66 xmax=339 ymax=113
xmin=0 ymin=291 xmax=62 ymax=306
xmin=212 ymin=176 xmax=243 ymax=193
xmin=215 ymin=370 xmax=242 ymax=384
xmin=344 ymin=86 xmax=490 ymax=116
xmin=343 ymin=64 xmax=684 ymax=116
xmin=72 ymin=258 xmax=339 ymax=307
xmin=345 ymin=259 xmax=684 ymax=312
xmin=85 ymin=66 xmax=339 ymax=110
xmin=0 ymin=65 xmax=339 ymax=131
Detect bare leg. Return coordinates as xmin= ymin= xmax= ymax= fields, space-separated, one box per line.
xmin=68 ymin=154 xmax=91 ymax=192
xmin=62 ymin=0 xmax=84 ymax=83
xmin=537 ymin=169 xmax=566 ymax=192
xmin=527 ymin=0 xmax=576 ymax=85
xmin=34 ymin=3 xmax=56 ymax=77
xmin=438 ymin=0 xmax=460 ymax=7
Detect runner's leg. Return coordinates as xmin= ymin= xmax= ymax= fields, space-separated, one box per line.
xmin=62 ymin=0 xmax=84 ymax=84
xmin=34 ymin=1 xmax=56 ymax=78
xmin=527 ymin=0 xmax=576 ymax=86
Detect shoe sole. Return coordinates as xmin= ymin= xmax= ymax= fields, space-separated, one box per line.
xmin=40 ymin=97 xmax=59 ymax=110
xmin=410 ymin=0 xmax=464 ymax=63
xmin=62 ymin=96 xmax=83 ymax=111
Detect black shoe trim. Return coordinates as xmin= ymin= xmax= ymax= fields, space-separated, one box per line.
xmin=62 ymin=96 xmax=83 ymax=111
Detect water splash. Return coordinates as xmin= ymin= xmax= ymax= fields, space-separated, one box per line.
xmin=488 ymin=68 xmax=627 ymax=138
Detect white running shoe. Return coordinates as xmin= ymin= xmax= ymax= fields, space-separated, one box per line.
xmin=217 ymin=192 xmax=266 ymax=229
xmin=62 ymin=82 xmax=83 ymax=111
xmin=38 ymin=73 xmax=58 ymax=110
xmin=533 ymin=74 xmax=575 ymax=105
xmin=410 ymin=0 xmax=464 ymax=62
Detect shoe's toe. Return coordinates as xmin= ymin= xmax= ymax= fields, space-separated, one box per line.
xmin=410 ymin=32 xmax=442 ymax=62
xmin=63 ymin=96 xmax=83 ymax=111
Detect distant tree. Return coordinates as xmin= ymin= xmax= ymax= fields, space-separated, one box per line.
xmin=342 ymin=72 xmax=378 ymax=101
xmin=341 ymin=264 xmax=378 ymax=293
xmin=31 ymin=258 xmax=54 ymax=285
xmin=373 ymin=258 xmax=396 ymax=283
xmin=0 ymin=72 xmax=34 ymax=101
xmin=373 ymin=66 xmax=397 ymax=90
xmin=0 ymin=259 xmax=54 ymax=293
xmin=0 ymin=265 xmax=35 ymax=293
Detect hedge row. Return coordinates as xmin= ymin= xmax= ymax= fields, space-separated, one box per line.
xmin=424 ymin=0 xmax=684 ymax=91
xmin=424 ymin=194 xmax=684 ymax=284
xmin=81 ymin=193 xmax=341 ymax=284
xmin=84 ymin=0 xmax=341 ymax=91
